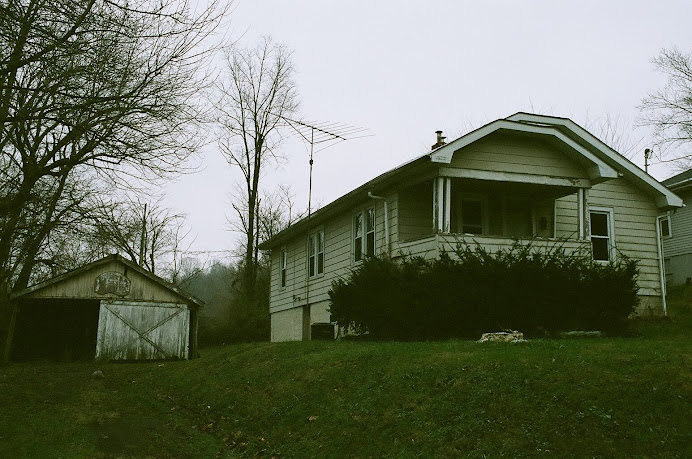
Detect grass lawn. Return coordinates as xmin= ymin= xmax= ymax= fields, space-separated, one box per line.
xmin=1 ymin=286 xmax=691 ymax=458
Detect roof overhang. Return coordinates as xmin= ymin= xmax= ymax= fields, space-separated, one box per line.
xmin=430 ymin=119 xmax=618 ymax=184
xmin=10 ymin=254 xmax=204 ymax=308
xmin=505 ymin=113 xmax=684 ymax=209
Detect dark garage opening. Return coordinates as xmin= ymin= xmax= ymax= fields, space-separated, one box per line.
xmin=11 ymin=299 xmax=100 ymax=362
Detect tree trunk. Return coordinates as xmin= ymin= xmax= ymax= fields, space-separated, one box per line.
xmin=0 ymin=283 xmax=17 ymax=364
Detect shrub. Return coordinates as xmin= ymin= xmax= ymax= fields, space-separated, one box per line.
xmin=329 ymin=240 xmax=639 ymax=340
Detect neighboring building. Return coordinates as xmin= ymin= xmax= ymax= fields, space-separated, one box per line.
xmin=258 ymin=113 xmax=683 ymax=341
xmin=9 ymin=254 xmax=202 ymax=361
xmin=662 ymin=168 xmax=692 ymax=286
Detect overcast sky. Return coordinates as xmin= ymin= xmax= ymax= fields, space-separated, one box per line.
xmin=163 ymin=0 xmax=692 ymax=262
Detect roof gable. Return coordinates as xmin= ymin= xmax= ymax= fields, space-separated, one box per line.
xmin=11 ymin=255 xmax=203 ymax=308
xmin=430 ymin=119 xmax=618 ymax=184
xmin=505 ymin=113 xmax=683 ymax=209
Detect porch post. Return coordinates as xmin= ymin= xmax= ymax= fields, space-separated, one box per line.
xmin=433 ymin=178 xmax=440 ymax=232
xmin=433 ymin=177 xmax=451 ymax=233
xmin=577 ymin=188 xmax=584 ymax=239
xmin=577 ymin=188 xmax=590 ymax=240
xmin=583 ymin=188 xmax=590 ymax=239
xmin=444 ymin=178 xmax=451 ymax=233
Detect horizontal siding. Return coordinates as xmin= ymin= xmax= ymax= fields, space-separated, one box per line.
xmin=664 ymin=189 xmax=692 ymax=257
xmin=393 ymin=236 xmax=439 ymax=260
xmin=589 ymin=179 xmax=663 ymax=296
xmin=555 ymin=194 xmax=579 ymax=238
xmin=451 ymin=133 xmax=589 ymax=179
xmin=269 ymin=192 xmax=397 ymax=316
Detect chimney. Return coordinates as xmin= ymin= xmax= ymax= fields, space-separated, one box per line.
xmin=431 ymin=130 xmax=446 ymax=150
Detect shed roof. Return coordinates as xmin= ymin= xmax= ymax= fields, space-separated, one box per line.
xmin=10 ymin=254 xmax=204 ymax=308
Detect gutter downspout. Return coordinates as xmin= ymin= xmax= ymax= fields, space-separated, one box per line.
xmin=655 ymin=215 xmax=667 ymax=316
xmin=368 ymin=192 xmax=390 ymax=256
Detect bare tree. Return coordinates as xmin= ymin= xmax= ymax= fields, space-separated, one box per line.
xmin=0 ymin=0 xmax=225 ymax=361
xmin=228 ymin=184 xmax=306 ymax=263
xmin=89 ymin=197 xmax=190 ymax=275
xmin=215 ymin=36 xmax=298 ymax=293
xmin=638 ymin=47 xmax=692 ymax=167
xmin=582 ymin=113 xmax=643 ymax=160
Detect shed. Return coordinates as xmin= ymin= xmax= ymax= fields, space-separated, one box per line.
xmin=9 ymin=254 xmax=203 ymax=361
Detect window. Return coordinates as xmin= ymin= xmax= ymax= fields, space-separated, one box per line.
xmin=308 ymin=230 xmax=324 ymax=277
xmin=460 ymin=196 xmax=485 ymax=235
xmin=590 ymin=208 xmax=614 ymax=262
xmin=280 ymin=249 xmax=287 ymax=288
xmin=366 ymin=207 xmax=375 ymax=257
xmin=659 ymin=215 xmax=672 ymax=238
xmin=354 ymin=207 xmax=375 ymax=262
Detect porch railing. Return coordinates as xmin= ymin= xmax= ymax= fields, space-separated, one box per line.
xmin=394 ymin=234 xmax=591 ymax=260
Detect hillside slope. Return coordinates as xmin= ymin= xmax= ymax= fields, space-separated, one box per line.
xmin=1 ymin=287 xmax=690 ymax=458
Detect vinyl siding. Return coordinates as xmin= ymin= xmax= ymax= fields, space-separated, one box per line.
xmin=268 ymin=193 xmax=396 ymax=318
xmin=589 ymin=179 xmax=663 ymax=296
xmin=450 ymin=132 xmax=589 ymax=180
xmin=664 ymin=189 xmax=692 ymax=258
xmin=398 ymin=181 xmax=433 ymax=242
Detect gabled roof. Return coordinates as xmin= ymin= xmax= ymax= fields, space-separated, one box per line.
xmin=259 ymin=113 xmax=683 ymax=250
xmin=506 ymin=113 xmax=683 ymax=209
xmin=430 ymin=118 xmax=619 ymax=183
xmin=10 ymin=254 xmax=204 ymax=308
xmin=663 ymin=168 xmax=692 ymax=192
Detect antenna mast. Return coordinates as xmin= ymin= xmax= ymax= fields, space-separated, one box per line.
xmin=280 ymin=116 xmax=369 ymax=218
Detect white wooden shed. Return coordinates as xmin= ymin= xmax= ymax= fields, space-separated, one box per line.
xmin=9 ymin=255 xmax=203 ymax=361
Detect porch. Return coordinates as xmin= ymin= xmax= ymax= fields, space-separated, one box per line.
xmin=395 ymin=176 xmax=594 ymax=259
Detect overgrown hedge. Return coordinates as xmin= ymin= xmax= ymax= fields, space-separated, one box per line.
xmin=329 ymin=241 xmax=639 ymax=339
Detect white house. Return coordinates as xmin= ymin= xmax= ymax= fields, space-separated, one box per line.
xmin=258 ymin=113 xmax=683 ymax=341
xmin=662 ymin=168 xmax=692 ymax=286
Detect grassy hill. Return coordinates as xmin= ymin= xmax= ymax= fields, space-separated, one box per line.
xmin=1 ymin=286 xmax=691 ymax=458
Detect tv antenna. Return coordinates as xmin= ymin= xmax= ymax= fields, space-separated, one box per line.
xmin=280 ymin=116 xmax=370 ymax=218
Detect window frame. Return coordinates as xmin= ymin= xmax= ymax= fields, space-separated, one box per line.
xmin=658 ymin=214 xmax=672 ymax=239
xmin=307 ymin=229 xmax=325 ymax=278
xmin=353 ymin=206 xmax=376 ymax=263
xmin=280 ymin=248 xmax=287 ymax=288
xmin=589 ymin=207 xmax=615 ymax=263
xmin=457 ymin=193 xmax=488 ymax=236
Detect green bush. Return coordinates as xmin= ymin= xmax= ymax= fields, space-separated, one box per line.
xmin=329 ymin=240 xmax=639 ymax=339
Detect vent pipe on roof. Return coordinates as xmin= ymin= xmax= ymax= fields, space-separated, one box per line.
xmin=431 ymin=130 xmax=446 ymax=150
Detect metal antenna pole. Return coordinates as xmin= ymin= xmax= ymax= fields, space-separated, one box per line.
xmin=644 ymin=148 xmax=652 ymax=173
xmin=277 ymin=115 xmax=370 ymax=219
xmin=308 ymin=127 xmax=314 ymax=218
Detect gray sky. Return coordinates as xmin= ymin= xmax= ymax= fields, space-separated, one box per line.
xmin=164 ymin=0 xmax=692 ymax=262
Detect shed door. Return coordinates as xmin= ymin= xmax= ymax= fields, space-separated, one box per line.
xmin=95 ymin=301 xmax=190 ymax=360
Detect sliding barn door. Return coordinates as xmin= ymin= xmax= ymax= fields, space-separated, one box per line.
xmin=96 ymin=301 xmax=190 ymax=360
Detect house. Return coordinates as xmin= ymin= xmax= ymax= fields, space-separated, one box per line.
xmin=9 ymin=254 xmax=202 ymax=361
xmin=662 ymin=168 xmax=692 ymax=286
xmin=258 ymin=113 xmax=683 ymax=341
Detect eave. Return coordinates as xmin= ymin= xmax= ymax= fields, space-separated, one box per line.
xmin=10 ymin=254 xmax=204 ymax=308
xmin=506 ymin=112 xmax=684 ymax=210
